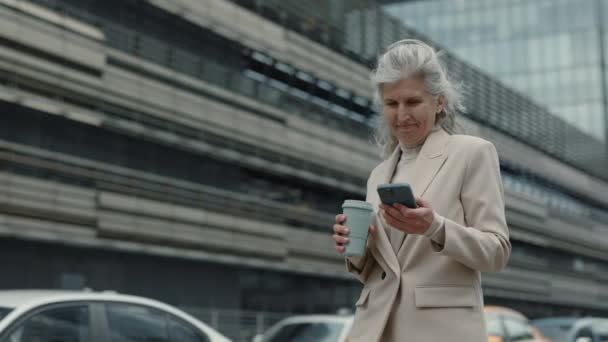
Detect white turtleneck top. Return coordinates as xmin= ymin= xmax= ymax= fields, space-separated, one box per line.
xmin=387 ymin=138 xmax=445 ymax=251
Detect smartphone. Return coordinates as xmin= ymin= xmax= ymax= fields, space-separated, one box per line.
xmin=377 ymin=182 xmax=418 ymax=208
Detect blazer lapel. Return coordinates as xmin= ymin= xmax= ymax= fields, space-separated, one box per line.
xmin=369 ymin=147 xmax=401 ymax=277
xmin=393 ymin=128 xmax=450 ymax=255
xmin=410 ymin=128 xmax=450 ymax=198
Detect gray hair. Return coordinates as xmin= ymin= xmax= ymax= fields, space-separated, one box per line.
xmin=371 ymin=39 xmax=465 ymax=159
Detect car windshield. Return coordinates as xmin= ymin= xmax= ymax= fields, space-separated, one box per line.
xmin=534 ymin=318 xmax=576 ymax=341
xmin=0 ymin=307 xmax=12 ymax=321
xmin=265 ymin=322 xmax=344 ymax=342
xmin=590 ymin=319 xmax=608 ymax=342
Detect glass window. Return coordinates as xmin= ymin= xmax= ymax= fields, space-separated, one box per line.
xmin=275 ymin=62 xmax=294 ymax=75
xmin=2 ymin=305 xmax=90 ymax=342
xmin=0 ymin=307 xmax=11 ymax=321
xmin=251 ymin=52 xmax=273 ymax=65
xmin=527 ymin=37 xmax=543 ymax=70
xmin=169 ymin=317 xmax=210 ymax=342
xmin=503 ymin=318 xmax=534 ymax=341
xmin=295 ymin=71 xmax=314 ymax=83
xmin=266 ymin=322 xmax=344 ymax=342
xmin=106 ymin=303 xmax=169 ymax=342
xmin=335 ymin=88 xmax=350 ymax=100
xmin=317 ymin=80 xmax=332 ymax=91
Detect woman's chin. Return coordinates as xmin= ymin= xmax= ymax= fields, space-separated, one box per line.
xmin=398 ymin=135 xmax=422 ymax=145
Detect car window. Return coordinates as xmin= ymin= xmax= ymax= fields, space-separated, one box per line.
xmin=590 ymin=319 xmax=608 ymax=342
xmin=1 ymin=305 xmax=89 ymax=342
xmin=486 ymin=317 xmax=506 ymax=338
xmin=534 ymin=319 xmax=575 ymax=341
xmin=106 ymin=303 xmax=169 ymax=342
xmin=503 ymin=318 xmax=534 ymax=341
xmin=169 ymin=316 xmax=210 ymax=342
xmin=265 ymin=322 xmax=344 ymax=342
xmin=0 ymin=307 xmax=11 ymax=322
xmin=574 ymin=326 xmax=593 ymax=341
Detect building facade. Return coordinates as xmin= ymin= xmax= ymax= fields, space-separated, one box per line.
xmin=0 ymin=0 xmax=608 ymax=340
xmin=384 ymin=0 xmax=608 ymax=142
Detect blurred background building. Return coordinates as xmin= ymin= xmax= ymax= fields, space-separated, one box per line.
xmin=0 ymin=0 xmax=608 ymax=340
xmin=383 ymin=0 xmax=608 ymax=142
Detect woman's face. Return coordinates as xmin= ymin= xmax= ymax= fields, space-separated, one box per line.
xmin=382 ymin=76 xmax=444 ymax=146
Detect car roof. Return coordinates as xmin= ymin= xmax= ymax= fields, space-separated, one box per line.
xmin=534 ymin=317 xmax=608 ymax=326
xmin=0 ymin=290 xmax=167 ymax=309
xmin=0 ymin=290 xmax=232 ymax=342
xmin=484 ymin=305 xmax=528 ymax=320
xmin=533 ymin=317 xmax=578 ymax=325
xmin=277 ymin=314 xmax=354 ymax=325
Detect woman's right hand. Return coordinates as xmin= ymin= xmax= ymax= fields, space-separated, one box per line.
xmin=333 ymin=214 xmax=377 ymax=254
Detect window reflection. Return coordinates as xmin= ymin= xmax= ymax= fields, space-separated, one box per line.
xmin=383 ymin=0 xmax=606 ymax=142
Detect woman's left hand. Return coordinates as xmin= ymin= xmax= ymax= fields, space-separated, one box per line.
xmin=379 ymin=197 xmax=435 ymax=234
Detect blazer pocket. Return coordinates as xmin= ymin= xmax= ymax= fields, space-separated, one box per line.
xmin=414 ymin=286 xmax=478 ymax=308
xmin=355 ymin=287 xmax=371 ymax=307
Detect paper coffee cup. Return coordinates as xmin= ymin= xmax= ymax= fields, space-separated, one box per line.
xmin=342 ymin=200 xmax=373 ymax=256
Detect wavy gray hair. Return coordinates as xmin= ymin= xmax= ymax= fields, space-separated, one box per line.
xmin=371 ymin=39 xmax=465 ymax=159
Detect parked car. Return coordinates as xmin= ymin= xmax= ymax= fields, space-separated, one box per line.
xmin=0 ymin=289 xmax=231 ymax=342
xmin=252 ymin=314 xmax=353 ymax=342
xmin=485 ymin=305 xmax=548 ymax=342
xmin=253 ymin=306 xmax=547 ymax=342
xmin=533 ymin=317 xmax=608 ymax=342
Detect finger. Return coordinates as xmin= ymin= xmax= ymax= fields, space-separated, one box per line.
xmin=382 ymin=212 xmax=403 ymax=229
xmin=383 ymin=206 xmax=407 ymax=223
xmin=333 ymin=224 xmax=350 ymax=235
xmin=382 ymin=208 xmax=406 ymax=226
xmin=393 ymin=203 xmax=413 ymax=216
xmin=395 ymin=203 xmax=425 ymax=220
xmin=415 ymin=197 xmax=431 ymax=208
xmin=333 ymin=234 xmax=349 ymax=244
xmin=334 ymin=245 xmax=345 ymax=254
xmin=335 ymin=214 xmax=346 ymax=223
xmin=384 ymin=213 xmax=416 ymax=233
xmin=383 ymin=204 xmax=404 ymax=219
xmin=368 ymin=225 xmax=377 ymax=235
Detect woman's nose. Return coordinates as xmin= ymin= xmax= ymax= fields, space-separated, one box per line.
xmin=397 ymin=104 xmax=411 ymax=118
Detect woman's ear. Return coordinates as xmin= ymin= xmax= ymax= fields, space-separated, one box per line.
xmin=436 ymin=95 xmax=446 ymax=114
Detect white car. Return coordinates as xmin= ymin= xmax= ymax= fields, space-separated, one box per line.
xmin=0 ymin=290 xmax=231 ymax=342
xmin=253 ymin=314 xmax=354 ymax=342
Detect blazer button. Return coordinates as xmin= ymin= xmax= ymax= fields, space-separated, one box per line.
xmin=381 ymin=271 xmax=386 ymax=280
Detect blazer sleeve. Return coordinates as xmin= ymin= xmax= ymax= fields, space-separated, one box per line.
xmin=431 ymin=141 xmax=511 ymax=272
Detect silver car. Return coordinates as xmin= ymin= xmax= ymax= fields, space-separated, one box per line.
xmin=0 ymin=290 xmax=231 ymax=342
xmin=533 ymin=317 xmax=608 ymax=342
xmin=253 ymin=314 xmax=354 ymax=342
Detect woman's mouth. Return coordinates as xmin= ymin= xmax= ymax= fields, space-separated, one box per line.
xmin=397 ymin=124 xmax=418 ymax=131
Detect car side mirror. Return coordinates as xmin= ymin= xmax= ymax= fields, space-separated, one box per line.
xmin=575 ymin=337 xmax=592 ymax=342
xmin=488 ymin=335 xmax=504 ymax=342
xmin=252 ymin=334 xmax=264 ymax=342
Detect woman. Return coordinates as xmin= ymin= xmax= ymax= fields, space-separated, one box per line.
xmin=332 ymin=39 xmax=511 ymax=341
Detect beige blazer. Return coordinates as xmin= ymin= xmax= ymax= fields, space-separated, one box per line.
xmin=347 ymin=128 xmax=511 ymax=342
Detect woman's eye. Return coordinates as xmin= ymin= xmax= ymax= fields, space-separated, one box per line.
xmin=385 ymin=102 xmax=397 ymax=107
